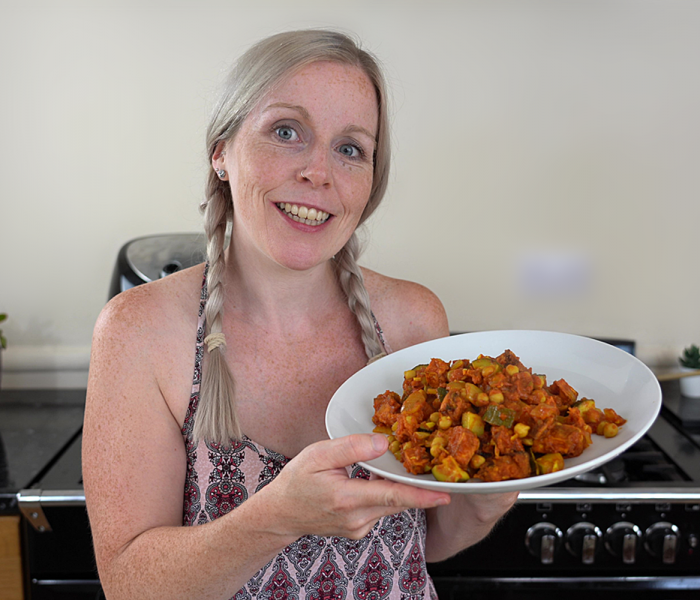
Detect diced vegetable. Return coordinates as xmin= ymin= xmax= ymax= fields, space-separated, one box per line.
xmin=372 ymin=350 xmax=626 ymax=484
xmin=432 ymin=455 xmax=469 ymax=482
xmin=462 ymin=412 xmax=485 ymax=437
xmin=535 ymin=453 xmax=564 ymax=474
xmin=483 ymin=405 xmax=516 ymax=428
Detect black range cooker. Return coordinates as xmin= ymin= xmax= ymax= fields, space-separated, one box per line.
xmin=8 ymin=379 xmax=700 ymax=599
xmin=0 ymin=389 xmax=92 ymax=599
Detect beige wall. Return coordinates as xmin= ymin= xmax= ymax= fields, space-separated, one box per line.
xmin=1 ymin=0 xmax=699 ymax=387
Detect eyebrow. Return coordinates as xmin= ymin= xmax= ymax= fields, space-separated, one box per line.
xmin=264 ymin=102 xmax=377 ymax=142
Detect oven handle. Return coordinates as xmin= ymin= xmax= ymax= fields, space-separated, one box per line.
xmin=17 ymin=489 xmax=86 ymax=532
xmin=518 ymin=487 xmax=700 ymax=503
xmin=15 ymin=486 xmax=700 ymax=532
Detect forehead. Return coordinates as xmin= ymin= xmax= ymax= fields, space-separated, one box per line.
xmin=253 ymin=61 xmax=379 ymax=136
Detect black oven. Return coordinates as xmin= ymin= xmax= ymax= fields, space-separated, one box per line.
xmin=0 ymin=389 xmax=96 ymax=600
xmin=9 ymin=381 xmax=700 ymax=599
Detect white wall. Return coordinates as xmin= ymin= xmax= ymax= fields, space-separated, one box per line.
xmin=1 ymin=0 xmax=699 ymax=387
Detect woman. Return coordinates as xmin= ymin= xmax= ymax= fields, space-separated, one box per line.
xmin=83 ymin=29 xmax=517 ymax=600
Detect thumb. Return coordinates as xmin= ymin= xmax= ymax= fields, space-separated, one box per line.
xmin=307 ymin=434 xmax=388 ymax=472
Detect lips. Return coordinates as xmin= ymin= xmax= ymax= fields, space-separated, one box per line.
xmin=276 ymin=202 xmax=331 ymax=226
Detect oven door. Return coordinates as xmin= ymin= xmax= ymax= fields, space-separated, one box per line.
xmin=19 ymin=489 xmax=100 ymax=600
xmin=430 ymin=576 xmax=700 ymax=600
xmin=18 ymin=429 xmax=102 ymax=600
xmin=428 ymin=489 xmax=700 ymax=600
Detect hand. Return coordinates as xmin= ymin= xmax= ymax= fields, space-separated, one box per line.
xmin=425 ymin=489 xmax=519 ymax=561
xmin=452 ymin=490 xmax=520 ymax=525
xmin=262 ymin=434 xmax=451 ymax=540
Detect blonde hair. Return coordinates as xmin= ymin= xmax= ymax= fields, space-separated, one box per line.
xmin=195 ymin=29 xmax=391 ymax=445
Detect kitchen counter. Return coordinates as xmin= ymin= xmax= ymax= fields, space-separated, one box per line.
xmin=0 ymin=389 xmax=85 ymax=514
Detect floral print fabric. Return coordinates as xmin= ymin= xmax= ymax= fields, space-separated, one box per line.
xmin=181 ymin=268 xmax=437 ymax=599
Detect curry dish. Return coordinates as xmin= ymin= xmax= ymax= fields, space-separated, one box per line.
xmin=371 ymin=350 xmax=626 ymax=483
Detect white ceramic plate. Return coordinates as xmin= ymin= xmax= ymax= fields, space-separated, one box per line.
xmin=325 ymin=330 xmax=662 ymax=493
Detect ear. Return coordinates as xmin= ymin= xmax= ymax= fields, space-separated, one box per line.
xmin=211 ymin=140 xmax=227 ymax=171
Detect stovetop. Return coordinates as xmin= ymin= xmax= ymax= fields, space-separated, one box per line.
xmin=0 ymin=389 xmax=85 ymax=513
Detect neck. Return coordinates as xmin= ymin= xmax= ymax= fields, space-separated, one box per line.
xmin=222 ymin=240 xmax=347 ymax=336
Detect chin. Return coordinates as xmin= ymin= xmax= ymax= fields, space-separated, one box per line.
xmin=265 ymin=244 xmax=327 ymax=270
xmin=277 ymin=255 xmax=333 ymax=272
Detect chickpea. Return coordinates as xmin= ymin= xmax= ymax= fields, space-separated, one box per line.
xmin=438 ymin=416 xmax=453 ymax=430
xmin=602 ymin=422 xmax=619 ymax=438
xmin=489 ymin=390 xmax=504 ymax=404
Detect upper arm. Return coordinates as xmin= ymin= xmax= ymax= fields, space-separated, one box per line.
xmin=363 ymin=269 xmax=450 ymax=352
xmin=82 ymin=288 xmax=188 ymax=569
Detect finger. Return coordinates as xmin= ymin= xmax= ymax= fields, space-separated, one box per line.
xmin=305 ymin=434 xmax=388 ymax=471
xmin=346 ymin=477 xmax=451 ymax=514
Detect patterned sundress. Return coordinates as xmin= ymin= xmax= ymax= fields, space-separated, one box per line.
xmin=181 ymin=267 xmax=438 ymax=600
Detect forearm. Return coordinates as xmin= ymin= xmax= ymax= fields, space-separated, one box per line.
xmin=424 ymin=492 xmax=518 ymax=563
xmin=98 ymin=492 xmax=295 ymax=600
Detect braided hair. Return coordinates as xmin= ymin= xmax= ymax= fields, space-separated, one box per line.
xmin=194 ymin=29 xmax=392 ymax=445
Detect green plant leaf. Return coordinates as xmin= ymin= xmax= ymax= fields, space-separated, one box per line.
xmin=680 ymin=344 xmax=700 ymax=369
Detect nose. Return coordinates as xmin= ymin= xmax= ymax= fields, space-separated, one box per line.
xmin=298 ymin=144 xmax=332 ymax=188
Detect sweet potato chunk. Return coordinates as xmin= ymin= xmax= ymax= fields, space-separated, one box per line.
xmin=476 ymin=451 xmax=531 ymax=482
xmin=425 ymin=358 xmax=450 ymax=388
xmin=402 ymin=446 xmax=431 ymax=475
xmin=490 ymin=425 xmax=525 ymax=456
xmin=439 ymin=389 xmax=469 ymax=423
xmin=548 ymin=379 xmax=579 ymax=407
xmin=447 ymin=426 xmax=480 ymax=468
xmin=531 ymin=423 xmax=589 ymax=458
xmin=372 ymin=391 xmax=401 ymax=428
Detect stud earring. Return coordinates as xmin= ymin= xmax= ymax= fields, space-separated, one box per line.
xmin=217 ymin=169 xmax=227 ymax=180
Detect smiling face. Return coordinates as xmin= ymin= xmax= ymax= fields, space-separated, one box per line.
xmin=213 ymin=61 xmax=379 ymax=273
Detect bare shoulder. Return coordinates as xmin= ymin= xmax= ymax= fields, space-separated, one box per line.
xmin=94 ymin=265 xmax=202 ymax=354
xmin=89 ymin=263 xmax=206 ymax=418
xmin=84 ymin=264 xmax=207 ymax=566
xmin=362 ymin=268 xmax=450 ymax=352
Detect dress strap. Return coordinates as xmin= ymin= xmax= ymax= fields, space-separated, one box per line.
xmin=371 ymin=310 xmax=392 ymax=355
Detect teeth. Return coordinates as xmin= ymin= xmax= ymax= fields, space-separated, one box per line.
xmin=277 ymin=203 xmax=330 ymax=226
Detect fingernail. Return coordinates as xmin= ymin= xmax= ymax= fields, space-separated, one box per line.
xmin=371 ymin=434 xmax=387 ymax=452
xmin=433 ymin=496 xmax=449 ymax=506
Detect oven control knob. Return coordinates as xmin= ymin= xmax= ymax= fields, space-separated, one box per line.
xmin=604 ymin=521 xmax=642 ymax=564
xmin=644 ymin=522 xmax=680 ymax=564
xmin=525 ymin=522 xmax=563 ymax=564
xmin=565 ymin=522 xmax=602 ymax=564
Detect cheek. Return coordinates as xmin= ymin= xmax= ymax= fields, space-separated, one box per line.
xmin=229 ymin=154 xmax=277 ymax=202
xmin=345 ymin=170 xmax=374 ymax=212
xmin=335 ymin=158 xmax=373 ymax=192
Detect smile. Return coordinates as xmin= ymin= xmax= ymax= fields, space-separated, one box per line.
xmin=276 ymin=203 xmax=331 ymax=226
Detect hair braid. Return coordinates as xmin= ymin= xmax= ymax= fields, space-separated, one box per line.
xmin=193 ymin=181 xmax=241 ymax=445
xmin=194 ymin=30 xmax=393 ymax=443
xmin=335 ymin=233 xmax=384 ymax=361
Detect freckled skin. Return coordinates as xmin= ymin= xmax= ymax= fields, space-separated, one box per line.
xmin=82 ymin=60 xmax=518 ymax=600
xmin=214 ymin=61 xmax=379 ymax=274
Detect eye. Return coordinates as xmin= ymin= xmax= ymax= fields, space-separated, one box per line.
xmin=275 ymin=126 xmax=299 ymax=142
xmin=338 ymin=143 xmax=363 ymax=159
